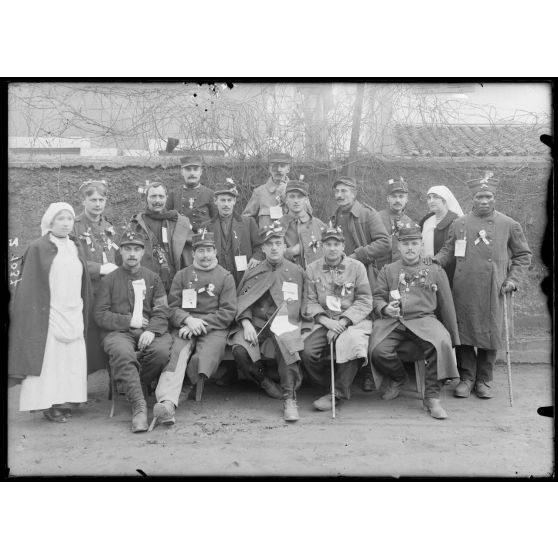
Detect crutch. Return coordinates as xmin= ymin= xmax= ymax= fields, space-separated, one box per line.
xmin=330 ymin=340 xmax=336 ymax=419
xmin=503 ymin=292 xmax=514 ymax=407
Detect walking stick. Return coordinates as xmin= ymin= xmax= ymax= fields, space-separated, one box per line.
xmin=330 ymin=340 xmax=336 ymax=419
xmin=503 ymin=293 xmax=514 ymax=407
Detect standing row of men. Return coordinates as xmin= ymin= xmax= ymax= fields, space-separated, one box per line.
xmin=73 ymin=152 xmax=532 ymax=432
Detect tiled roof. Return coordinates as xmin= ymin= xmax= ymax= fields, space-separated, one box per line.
xmin=394 ymin=124 xmax=550 ymax=157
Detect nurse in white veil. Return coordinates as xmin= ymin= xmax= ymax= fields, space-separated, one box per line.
xmin=421 ymin=185 xmax=464 ymax=258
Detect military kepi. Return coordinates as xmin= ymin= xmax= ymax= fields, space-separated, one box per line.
xmin=285 ymin=180 xmax=309 ymax=196
xmin=333 ymin=176 xmax=357 ymax=190
xmin=387 ymin=177 xmax=408 ymax=194
xmin=321 ymin=226 xmax=345 ymax=242
xmin=466 ymin=172 xmax=499 ymax=194
xmin=192 ymin=229 xmax=215 ymax=248
xmin=398 ymin=225 xmax=423 ymax=241
xmin=120 ymin=229 xmax=145 ymax=247
xmin=268 ymin=152 xmax=291 ymax=164
xmin=261 ymin=221 xmax=285 ymax=242
xmin=214 ymin=183 xmax=239 ymax=197
xmin=180 ymin=154 xmax=204 ymax=167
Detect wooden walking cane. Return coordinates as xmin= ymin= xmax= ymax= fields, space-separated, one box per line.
xmin=503 ymin=293 xmax=514 ymax=407
xmin=330 ymin=340 xmax=336 ymax=419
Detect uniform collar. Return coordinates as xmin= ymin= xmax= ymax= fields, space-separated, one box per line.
xmin=322 ymin=254 xmax=345 ymax=271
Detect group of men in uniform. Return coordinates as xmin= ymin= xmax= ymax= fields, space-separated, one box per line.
xmin=73 ymin=152 xmax=532 ymax=432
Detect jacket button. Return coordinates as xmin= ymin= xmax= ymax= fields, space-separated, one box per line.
xmin=488 ymin=258 xmax=492 ymax=262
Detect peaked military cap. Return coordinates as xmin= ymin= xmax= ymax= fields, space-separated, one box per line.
xmin=119 ymin=228 xmax=146 ymax=248
xmin=268 ymin=152 xmax=291 ymax=165
xmin=333 ymin=176 xmax=357 ymax=190
xmin=180 ymin=154 xmax=204 ymax=167
xmin=261 ymin=221 xmax=285 ymax=242
xmin=398 ymin=224 xmax=423 ymax=241
xmin=214 ymin=183 xmax=239 ymax=197
xmin=285 ymin=180 xmax=309 ymax=196
xmin=321 ymin=226 xmax=345 ymax=242
xmin=192 ymin=229 xmax=215 ymax=248
xmin=387 ymin=177 xmax=409 ymax=194
xmin=466 ymin=172 xmax=499 ymax=194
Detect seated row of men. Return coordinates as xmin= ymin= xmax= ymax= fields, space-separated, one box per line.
xmin=95 ymin=222 xmax=458 ymax=431
xmin=75 ymin=152 xmax=532 ymax=432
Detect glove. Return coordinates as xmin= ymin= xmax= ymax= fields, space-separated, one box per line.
xmin=501 ymin=281 xmax=515 ymax=294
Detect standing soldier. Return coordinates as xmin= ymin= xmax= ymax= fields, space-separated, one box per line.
xmin=74 ymin=179 xmax=119 ymax=373
xmin=229 ymin=223 xmax=307 ymax=422
xmin=377 ymin=177 xmax=417 ymax=270
xmin=200 ymin=182 xmax=263 ymax=285
xmin=279 ymin=179 xmax=326 ymax=269
xmin=301 ymin=226 xmax=373 ymax=411
xmin=166 ymin=154 xmax=217 ymax=233
xmin=129 ymin=179 xmax=193 ymax=292
xmin=434 ymin=173 xmax=532 ymax=399
xmin=94 ymin=230 xmax=172 ymax=433
xmin=331 ymin=176 xmax=391 ymax=392
xmin=152 ymin=231 xmax=237 ymax=427
xmin=242 ymin=152 xmax=311 ymax=229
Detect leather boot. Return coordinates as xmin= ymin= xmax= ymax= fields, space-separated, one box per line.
xmin=313 ymin=393 xmax=340 ymax=411
xmin=454 ymin=379 xmax=475 ymax=398
xmin=283 ymin=399 xmax=299 ymax=422
xmin=153 ymin=400 xmax=176 ymax=426
xmin=423 ymin=398 xmax=448 ymax=419
xmin=131 ymin=399 xmax=148 ymax=433
xmin=362 ymin=373 xmax=375 ymax=392
xmin=261 ymin=377 xmax=282 ymax=399
xmin=475 ymin=380 xmax=493 ymax=399
xmin=381 ymin=376 xmax=408 ymax=400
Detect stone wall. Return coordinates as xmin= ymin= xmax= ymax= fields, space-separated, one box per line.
xmin=8 ymin=155 xmax=552 ymax=333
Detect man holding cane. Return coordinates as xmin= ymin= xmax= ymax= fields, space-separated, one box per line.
xmin=300 ymin=226 xmax=372 ymax=411
xmin=433 ymin=174 xmax=531 ymax=399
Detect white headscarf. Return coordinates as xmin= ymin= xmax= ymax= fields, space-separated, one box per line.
xmin=40 ymin=202 xmax=75 ymax=236
xmin=426 ymin=185 xmax=464 ymax=217
xmin=421 ymin=186 xmax=463 ymax=257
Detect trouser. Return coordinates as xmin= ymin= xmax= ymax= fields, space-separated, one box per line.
xmin=155 ymin=336 xmax=195 ymax=407
xmin=231 ymin=333 xmax=302 ymax=400
xmin=102 ymin=330 xmax=172 ymax=403
xmin=185 ymin=330 xmax=229 ymax=385
xmin=300 ymin=327 xmax=363 ymax=400
xmin=456 ymin=345 xmax=497 ymax=383
xmin=370 ymin=323 xmax=441 ymax=399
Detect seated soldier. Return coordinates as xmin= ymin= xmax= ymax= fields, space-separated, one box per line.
xmin=94 ymin=230 xmax=172 ymax=433
xmin=200 ymin=182 xmax=263 ymax=285
xmin=229 ymin=223 xmax=307 ymax=422
xmin=152 ymin=230 xmax=237 ymax=428
xmin=279 ymin=179 xmax=326 ymax=269
xmin=369 ymin=226 xmax=460 ymax=420
xmin=301 ymin=226 xmax=373 ymax=410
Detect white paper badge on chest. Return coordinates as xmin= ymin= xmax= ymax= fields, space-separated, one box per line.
xmin=282 ymin=281 xmax=298 ymax=301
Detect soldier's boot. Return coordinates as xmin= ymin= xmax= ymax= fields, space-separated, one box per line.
xmin=454 ymin=379 xmax=475 ymax=398
xmin=381 ymin=376 xmax=408 ymax=400
xmin=131 ymin=398 xmax=148 ymax=433
xmin=423 ymin=398 xmax=448 ymax=420
xmin=283 ymin=399 xmax=299 ymax=422
xmin=153 ymin=400 xmax=176 ymax=426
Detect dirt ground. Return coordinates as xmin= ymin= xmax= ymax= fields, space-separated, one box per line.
xmin=7 ymin=363 xmax=554 ymax=478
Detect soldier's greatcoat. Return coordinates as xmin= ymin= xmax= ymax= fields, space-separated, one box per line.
xmin=228 ymin=258 xmax=307 ymax=365
xmin=377 ymin=209 xmax=416 ymax=270
xmin=304 ymin=255 xmax=372 ymax=364
xmin=435 ymin=210 xmax=531 ymax=350
xmin=279 ymin=213 xmax=327 ymax=269
xmin=369 ymin=260 xmax=460 ymax=382
xmin=166 ymin=183 xmax=216 ymax=233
